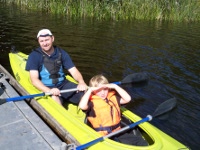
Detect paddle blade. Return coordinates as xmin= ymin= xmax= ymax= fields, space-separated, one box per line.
xmin=0 ymin=82 xmax=6 ymax=105
xmin=0 ymin=99 xmax=6 ymax=105
xmin=121 ymin=72 xmax=148 ymax=84
xmin=0 ymin=82 xmax=5 ymax=96
xmin=153 ymin=97 xmax=177 ymax=118
xmin=0 ymin=87 xmax=4 ymax=96
xmin=122 ymin=80 xmax=148 ymax=88
xmin=155 ymin=113 xmax=170 ymax=120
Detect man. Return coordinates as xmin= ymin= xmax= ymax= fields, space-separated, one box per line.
xmin=26 ymin=29 xmax=87 ymax=105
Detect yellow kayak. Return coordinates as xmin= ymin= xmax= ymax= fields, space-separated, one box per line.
xmin=9 ymin=51 xmax=189 ymax=150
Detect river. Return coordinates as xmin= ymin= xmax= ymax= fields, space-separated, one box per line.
xmin=0 ymin=3 xmax=199 ymax=150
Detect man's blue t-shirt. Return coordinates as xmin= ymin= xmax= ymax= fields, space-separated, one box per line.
xmin=26 ymin=46 xmax=75 ymax=72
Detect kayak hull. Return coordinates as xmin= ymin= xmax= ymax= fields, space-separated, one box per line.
xmin=9 ymin=51 xmax=189 ymax=150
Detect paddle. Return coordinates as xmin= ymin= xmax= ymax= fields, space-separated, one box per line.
xmin=0 ymin=72 xmax=148 ymax=105
xmin=112 ymin=72 xmax=148 ymax=84
xmin=75 ymin=97 xmax=177 ymax=150
xmin=0 ymin=82 xmax=4 ymax=96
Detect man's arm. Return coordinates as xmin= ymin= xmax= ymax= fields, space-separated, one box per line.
xmin=68 ymin=67 xmax=87 ymax=91
xmin=29 ymin=70 xmax=51 ymax=93
xmin=29 ymin=70 xmax=61 ymax=104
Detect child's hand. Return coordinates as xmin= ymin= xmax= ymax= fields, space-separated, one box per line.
xmin=99 ymin=83 xmax=117 ymax=89
xmin=89 ymin=86 xmax=103 ymax=92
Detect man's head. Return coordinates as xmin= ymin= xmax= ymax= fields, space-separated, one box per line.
xmin=37 ymin=29 xmax=54 ymax=52
xmin=37 ymin=29 xmax=53 ymax=38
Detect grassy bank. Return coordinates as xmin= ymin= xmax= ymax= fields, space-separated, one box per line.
xmin=1 ymin=0 xmax=200 ymax=22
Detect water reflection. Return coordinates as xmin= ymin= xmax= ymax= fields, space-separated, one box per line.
xmin=0 ymin=3 xmax=199 ymax=149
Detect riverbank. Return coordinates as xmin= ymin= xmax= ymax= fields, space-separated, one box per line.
xmin=1 ymin=0 xmax=200 ymax=22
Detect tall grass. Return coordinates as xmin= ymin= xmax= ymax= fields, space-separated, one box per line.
xmin=1 ymin=0 xmax=200 ymax=22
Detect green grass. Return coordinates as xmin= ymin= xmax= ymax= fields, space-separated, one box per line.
xmin=1 ymin=0 xmax=200 ymax=22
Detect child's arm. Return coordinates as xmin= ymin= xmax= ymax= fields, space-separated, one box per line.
xmin=78 ymin=88 xmax=93 ymax=110
xmin=103 ymin=84 xmax=131 ymax=104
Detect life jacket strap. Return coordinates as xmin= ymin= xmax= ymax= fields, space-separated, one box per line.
xmin=50 ymin=74 xmax=61 ymax=79
xmin=94 ymin=122 xmax=120 ymax=133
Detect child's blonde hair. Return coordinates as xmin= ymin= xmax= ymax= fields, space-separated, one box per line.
xmin=89 ymin=74 xmax=109 ymax=87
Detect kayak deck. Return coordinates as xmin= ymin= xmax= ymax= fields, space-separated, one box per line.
xmin=8 ymin=51 xmax=190 ymax=150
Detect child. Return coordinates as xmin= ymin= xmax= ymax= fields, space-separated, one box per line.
xmin=79 ymin=74 xmax=131 ymax=136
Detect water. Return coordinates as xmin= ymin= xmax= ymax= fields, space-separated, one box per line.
xmin=0 ymin=3 xmax=199 ymax=149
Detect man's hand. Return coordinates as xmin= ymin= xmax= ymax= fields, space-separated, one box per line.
xmin=77 ymin=82 xmax=88 ymax=91
xmin=49 ymin=88 xmax=61 ymax=96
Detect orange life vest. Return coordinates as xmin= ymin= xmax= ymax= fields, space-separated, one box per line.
xmin=87 ymin=91 xmax=121 ymax=136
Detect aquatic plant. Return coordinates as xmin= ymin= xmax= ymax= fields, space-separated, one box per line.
xmin=1 ymin=0 xmax=200 ymax=22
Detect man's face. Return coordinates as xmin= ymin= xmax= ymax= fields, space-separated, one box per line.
xmin=38 ymin=36 xmax=54 ymax=52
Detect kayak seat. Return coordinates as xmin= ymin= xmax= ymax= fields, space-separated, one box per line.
xmin=115 ymin=115 xmax=149 ymax=146
xmin=83 ymin=112 xmax=148 ymax=146
xmin=120 ymin=115 xmax=147 ymax=137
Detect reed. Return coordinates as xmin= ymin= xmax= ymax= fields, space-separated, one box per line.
xmin=1 ymin=0 xmax=200 ymax=22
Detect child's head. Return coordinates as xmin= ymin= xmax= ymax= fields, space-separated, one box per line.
xmin=89 ymin=75 xmax=109 ymax=99
xmin=89 ymin=74 xmax=109 ymax=87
